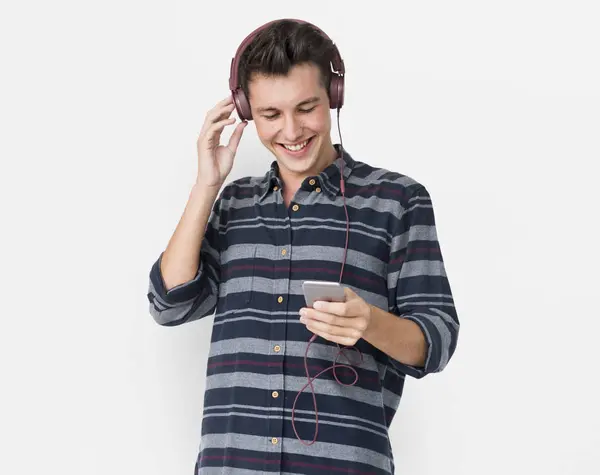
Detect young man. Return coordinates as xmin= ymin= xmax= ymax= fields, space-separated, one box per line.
xmin=147 ymin=19 xmax=459 ymax=475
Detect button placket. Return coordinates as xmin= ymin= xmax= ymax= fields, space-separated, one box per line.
xmin=269 ymin=202 xmax=291 ymax=454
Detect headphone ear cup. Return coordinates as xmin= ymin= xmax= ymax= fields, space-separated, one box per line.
xmin=329 ymin=74 xmax=344 ymax=110
xmin=233 ymin=89 xmax=252 ymax=121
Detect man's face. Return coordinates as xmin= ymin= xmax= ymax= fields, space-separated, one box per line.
xmin=248 ymin=62 xmax=335 ymax=181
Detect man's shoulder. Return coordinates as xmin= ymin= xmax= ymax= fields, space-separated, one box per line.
xmin=350 ymin=157 xmax=427 ymax=206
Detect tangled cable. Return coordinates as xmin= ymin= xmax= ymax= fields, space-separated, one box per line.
xmin=291 ymin=334 xmax=364 ymax=445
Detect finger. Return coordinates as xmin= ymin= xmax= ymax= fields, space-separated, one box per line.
xmin=304 ymin=318 xmax=359 ymax=340
xmin=308 ymin=328 xmax=357 ymax=346
xmin=201 ymin=103 xmax=236 ymax=134
xmin=312 ymin=300 xmax=350 ymax=317
xmin=200 ymin=117 xmax=236 ymax=145
xmin=211 ymin=103 xmax=236 ymax=123
xmin=303 ymin=308 xmax=345 ymax=327
xmin=226 ymin=121 xmax=248 ymax=153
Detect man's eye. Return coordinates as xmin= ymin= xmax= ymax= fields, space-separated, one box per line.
xmin=299 ymin=106 xmax=316 ymax=113
xmin=263 ymin=114 xmax=279 ymax=120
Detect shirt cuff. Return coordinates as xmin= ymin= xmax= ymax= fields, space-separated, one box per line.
xmin=148 ymin=252 xmax=205 ymax=306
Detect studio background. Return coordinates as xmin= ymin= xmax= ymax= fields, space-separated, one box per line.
xmin=1 ymin=1 xmax=599 ymax=474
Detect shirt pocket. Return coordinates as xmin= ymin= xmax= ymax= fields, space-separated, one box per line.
xmin=218 ymin=243 xmax=258 ymax=311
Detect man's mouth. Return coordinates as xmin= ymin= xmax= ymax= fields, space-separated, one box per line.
xmin=277 ymin=136 xmax=315 ymax=155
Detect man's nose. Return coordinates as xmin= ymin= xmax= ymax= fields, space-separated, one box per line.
xmin=282 ymin=115 xmax=303 ymax=143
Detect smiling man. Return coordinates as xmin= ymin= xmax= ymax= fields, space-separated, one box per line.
xmin=247 ymin=63 xmax=338 ymax=207
xmin=147 ymin=18 xmax=460 ymax=475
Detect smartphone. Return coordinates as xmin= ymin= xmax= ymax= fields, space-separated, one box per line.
xmin=302 ymin=280 xmax=346 ymax=307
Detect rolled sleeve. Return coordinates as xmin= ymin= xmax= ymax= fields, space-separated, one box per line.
xmin=149 ymin=252 xmax=208 ymax=305
xmin=146 ymin=195 xmax=222 ymax=326
xmin=386 ymin=185 xmax=460 ymax=378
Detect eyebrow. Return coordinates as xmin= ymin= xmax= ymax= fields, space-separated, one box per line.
xmin=256 ymin=96 xmax=320 ymax=113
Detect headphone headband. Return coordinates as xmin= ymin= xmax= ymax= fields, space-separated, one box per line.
xmin=229 ymin=18 xmax=345 ymax=120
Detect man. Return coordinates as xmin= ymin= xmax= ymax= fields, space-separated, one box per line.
xmin=147 ymin=19 xmax=459 ymax=475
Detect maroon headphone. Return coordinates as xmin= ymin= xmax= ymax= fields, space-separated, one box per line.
xmin=228 ymin=18 xmax=345 ymax=121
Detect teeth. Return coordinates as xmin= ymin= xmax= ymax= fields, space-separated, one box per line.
xmin=283 ymin=139 xmax=309 ymax=151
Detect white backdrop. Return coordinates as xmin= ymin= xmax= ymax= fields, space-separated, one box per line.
xmin=1 ymin=1 xmax=599 ymax=474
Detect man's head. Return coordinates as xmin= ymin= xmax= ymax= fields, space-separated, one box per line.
xmin=237 ymin=20 xmax=340 ymax=182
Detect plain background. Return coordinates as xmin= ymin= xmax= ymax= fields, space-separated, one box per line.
xmin=1 ymin=1 xmax=599 ymax=474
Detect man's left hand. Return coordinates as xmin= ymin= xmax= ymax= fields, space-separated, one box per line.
xmin=299 ymin=287 xmax=373 ymax=346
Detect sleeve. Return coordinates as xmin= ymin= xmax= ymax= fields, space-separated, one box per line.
xmin=146 ymin=194 xmax=222 ymax=326
xmin=386 ymin=184 xmax=460 ymax=378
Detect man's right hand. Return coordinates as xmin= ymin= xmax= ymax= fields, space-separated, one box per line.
xmin=196 ymin=95 xmax=248 ymax=189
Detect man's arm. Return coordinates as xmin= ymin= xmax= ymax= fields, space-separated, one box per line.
xmin=299 ymin=184 xmax=459 ymax=377
xmin=363 ymin=304 xmax=427 ymax=368
xmin=147 ymin=184 xmax=223 ymax=326
xmin=160 ymin=183 xmax=220 ymax=290
xmin=383 ymin=184 xmax=460 ymax=378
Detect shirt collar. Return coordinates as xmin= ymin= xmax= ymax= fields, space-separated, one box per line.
xmin=258 ymin=144 xmax=355 ymax=202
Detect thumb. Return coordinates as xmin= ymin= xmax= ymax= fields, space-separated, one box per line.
xmin=227 ymin=120 xmax=248 ymax=153
xmin=343 ymin=286 xmax=355 ymax=300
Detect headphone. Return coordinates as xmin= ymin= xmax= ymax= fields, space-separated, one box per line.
xmin=228 ymin=19 xmax=356 ymax=448
xmin=228 ymin=18 xmax=346 ymax=121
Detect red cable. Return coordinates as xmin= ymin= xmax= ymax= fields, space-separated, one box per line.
xmin=291 ymin=168 xmax=364 ymax=446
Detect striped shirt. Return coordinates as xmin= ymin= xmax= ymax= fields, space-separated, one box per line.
xmin=147 ymin=145 xmax=460 ymax=474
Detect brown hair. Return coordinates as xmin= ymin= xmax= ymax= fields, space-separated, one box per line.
xmin=238 ymin=20 xmax=337 ymax=101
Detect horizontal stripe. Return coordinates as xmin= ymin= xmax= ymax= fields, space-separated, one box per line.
xmin=203 ymin=403 xmax=390 ymax=434
xmin=199 ymin=433 xmax=391 ymax=473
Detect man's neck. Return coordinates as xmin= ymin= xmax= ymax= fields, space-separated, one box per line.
xmin=279 ymin=143 xmax=339 ymax=200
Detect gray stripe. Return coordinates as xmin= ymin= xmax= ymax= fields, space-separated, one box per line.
xmin=390 ymin=223 xmax=438 ymax=250
xmin=397 ymin=292 xmax=454 ymax=300
xmin=382 ymin=387 xmax=402 ymax=410
xmin=218 ymin=278 xmax=388 ymax=308
xmin=204 ymin=372 xmax=384 ymax=408
xmin=388 ymin=260 xmax=448 ymax=280
xmin=221 ymin=244 xmax=387 ymax=275
xmin=198 ymin=469 xmax=263 ymax=475
xmin=199 ymin=433 xmax=391 ymax=471
xmin=200 ymin=469 xmax=356 ymax=475
xmin=222 ymin=192 xmax=406 ymax=218
xmin=224 ymin=215 xmax=393 ymax=238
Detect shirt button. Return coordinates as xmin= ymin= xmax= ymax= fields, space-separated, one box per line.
xmin=272 ymin=391 xmax=279 ymax=398
xmin=271 ymin=437 xmax=278 ymax=445
xmin=277 ymin=296 xmax=283 ymax=303
xmin=281 ymin=249 xmax=287 ymax=256
xmin=274 ymin=345 xmax=281 ymax=352
xmin=309 ymin=178 xmax=316 ymax=186
xmin=315 ymin=187 xmax=321 ymax=193
xmin=292 ymin=204 xmax=299 ymax=211
xmin=273 ymin=185 xmax=279 ymax=191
